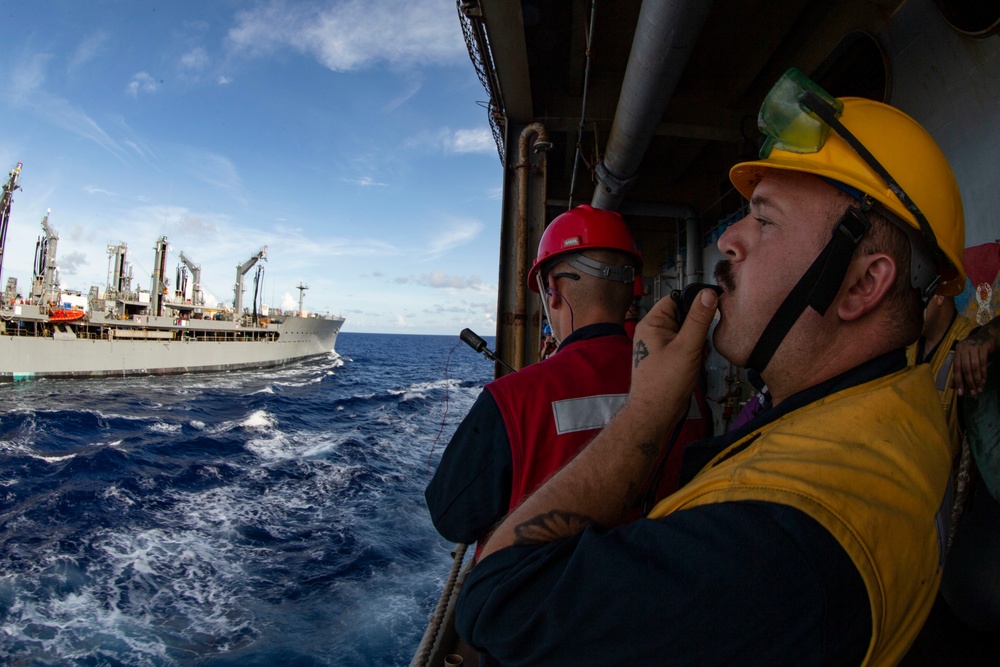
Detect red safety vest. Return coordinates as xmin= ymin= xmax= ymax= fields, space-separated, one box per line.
xmin=487 ymin=334 xmax=634 ymax=510
xmin=487 ymin=334 xmax=708 ymax=512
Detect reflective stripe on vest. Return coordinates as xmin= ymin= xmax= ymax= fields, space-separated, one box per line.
xmin=552 ymin=393 xmax=628 ymax=434
xmin=935 ymin=351 xmax=953 ymax=392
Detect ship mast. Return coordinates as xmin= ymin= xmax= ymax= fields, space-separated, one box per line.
xmin=106 ymin=242 xmax=132 ymax=300
xmin=30 ymin=209 xmax=61 ymax=305
xmin=0 ymin=162 xmax=22 ymax=289
xmin=149 ymin=236 xmax=169 ymax=316
xmin=233 ymin=245 xmax=267 ymax=318
xmin=296 ymin=282 xmax=308 ymax=316
xmin=177 ymin=251 xmax=204 ymax=306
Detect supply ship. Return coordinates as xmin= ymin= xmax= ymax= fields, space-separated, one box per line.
xmin=0 ymin=164 xmax=344 ymax=381
xmin=414 ymin=0 xmax=1000 ymax=665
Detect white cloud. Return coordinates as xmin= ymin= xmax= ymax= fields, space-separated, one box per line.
xmin=419 ymin=270 xmax=490 ymax=291
xmin=226 ymin=0 xmax=465 ymax=72
xmin=57 ymin=251 xmax=88 ymax=275
xmin=384 ymin=76 xmax=423 ymax=112
xmin=9 ymin=51 xmax=50 ymax=100
xmin=7 ymin=52 xmax=125 ymax=158
xmin=424 ymin=218 xmax=483 ymax=258
xmin=218 ymin=75 xmax=232 ymax=85
xmin=404 ymin=127 xmax=495 ymax=155
xmin=83 ymin=186 xmax=115 ymax=196
xmin=182 ymin=150 xmax=242 ymax=191
xmin=69 ymin=31 xmax=109 ymax=71
xmin=175 ymin=212 xmax=219 ymax=239
xmin=450 ymin=128 xmax=494 ymax=154
xmin=343 ymin=176 xmax=387 ymax=187
xmin=180 ymin=47 xmax=209 ymax=71
xmin=127 ymin=71 xmax=158 ymax=97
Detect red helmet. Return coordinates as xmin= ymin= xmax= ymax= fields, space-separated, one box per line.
xmin=527 ymin=205 xmax=642 ymax=292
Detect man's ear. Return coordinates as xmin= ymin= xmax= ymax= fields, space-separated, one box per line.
xmin=838 ymin=253 xmax=897 ymax=321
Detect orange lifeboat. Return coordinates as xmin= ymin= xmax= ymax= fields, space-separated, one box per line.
xmin=49 ymin=308 xmax=85 ymax=322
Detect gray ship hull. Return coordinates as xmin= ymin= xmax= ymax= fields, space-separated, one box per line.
xmin=0 ymin=314 xmax=344 ymax=380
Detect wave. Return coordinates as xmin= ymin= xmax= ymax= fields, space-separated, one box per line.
xmin=0 ymin=332 xmax=494 ymax=664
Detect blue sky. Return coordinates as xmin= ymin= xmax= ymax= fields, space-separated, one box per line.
xmin=0 ymin=0 xmax=503 ymax=335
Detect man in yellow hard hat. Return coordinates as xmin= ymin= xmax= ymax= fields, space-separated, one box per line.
xmin=455 ymin=69 xmax=963 ymax=666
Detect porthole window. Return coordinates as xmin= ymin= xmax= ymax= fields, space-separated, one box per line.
xmin=934 ymin=0 xmax=1000 ymax=38
xmin=811 ymin=31 xmax=890 ymax=102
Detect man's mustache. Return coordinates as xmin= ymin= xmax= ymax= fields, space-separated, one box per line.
xmin=714 ymin=260 xmax=735 ymax=294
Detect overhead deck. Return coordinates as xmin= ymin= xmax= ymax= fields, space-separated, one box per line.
xmin=462 ymin=0 xmax=1000 ymax=381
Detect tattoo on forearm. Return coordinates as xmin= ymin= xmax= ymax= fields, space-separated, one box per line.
xmin=633 ymin=340 xmax=649 ymax=368
xmin=513 ymin=510 xmax=594 ymax=545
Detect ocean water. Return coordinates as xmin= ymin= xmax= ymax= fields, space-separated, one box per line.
xmin=0 ymin=332 xmax=494 ymax=666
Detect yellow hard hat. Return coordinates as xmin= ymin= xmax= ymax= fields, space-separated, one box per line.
xmin=730 ymin=73 xmax=966 ymax=296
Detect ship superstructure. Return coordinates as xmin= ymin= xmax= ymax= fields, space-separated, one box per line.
xmin=0 ymin=164 xmax=344 ymax=380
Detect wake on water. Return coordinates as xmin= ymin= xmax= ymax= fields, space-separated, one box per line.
xmin=0 ymin=332 xmax=493 ymax=666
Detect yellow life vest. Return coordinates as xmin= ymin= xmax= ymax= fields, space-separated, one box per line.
xmin=906 ymin=314 xmax=977 ymax=459
xmin=648 ymin=366 xmax=950 ymax=666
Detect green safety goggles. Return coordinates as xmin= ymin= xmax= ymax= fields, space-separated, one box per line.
xmin=755 ymin=68 xmax=943 ymax=297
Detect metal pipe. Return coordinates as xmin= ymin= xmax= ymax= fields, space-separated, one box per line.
xmin=568 ymin=0 xmax=598 ymax=208
xmin=514 ymin=122 xmax=550 ymax=370
xmin=592 ymin=0 xmax=713 ymax=211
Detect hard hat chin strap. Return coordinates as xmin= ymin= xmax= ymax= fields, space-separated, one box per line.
xmin=746 ymin=206 xmax=871 ymax=374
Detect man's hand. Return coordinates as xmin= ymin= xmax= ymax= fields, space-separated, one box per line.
xmin=952 ymin=319 xmax=998 ymax=396
xmin=630 ymin=288 xmax=719 ymax=428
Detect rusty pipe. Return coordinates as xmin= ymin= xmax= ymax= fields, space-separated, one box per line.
xmin=513 ymin=122 xmax=550 ymax=370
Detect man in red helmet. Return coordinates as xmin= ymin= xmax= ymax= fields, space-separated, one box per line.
xmin=426 ymin=205 xmax=701 ymax=553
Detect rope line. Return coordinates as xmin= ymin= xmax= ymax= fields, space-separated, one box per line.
xmin=426 ymin=338 xmax=463 ymax=475
xmin=413 ymin=543 xmax=469 ymax=667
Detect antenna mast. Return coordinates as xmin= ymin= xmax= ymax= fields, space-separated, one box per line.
xmin=296 ymin=282 xmax=308 ymax=316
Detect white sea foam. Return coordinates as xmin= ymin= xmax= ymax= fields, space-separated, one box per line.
xmin=0 ymin=440 xmax=35 ymax=456
xmin=33 ymin=453 xmax=76 ymax=463
xmin=387 ymin=378 xmax=461 ymax=402
xmin=300 ymin=432 xmax=359 ymax=458
xmin=244 ymin=433 xmax=293 ymax=460
xmin=241 ymin=410 xmax=274 ymax=430
xmin=101 ymin=485 xmax=137 ymax=506
xmin=149 ymin=422 xmax=181 ymax=434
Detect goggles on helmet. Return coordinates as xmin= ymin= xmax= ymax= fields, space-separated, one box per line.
xmin=560 ymin=253 xmax=636 ymax=285
xmin=757 ymin=68 xmax=943 ymax=300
